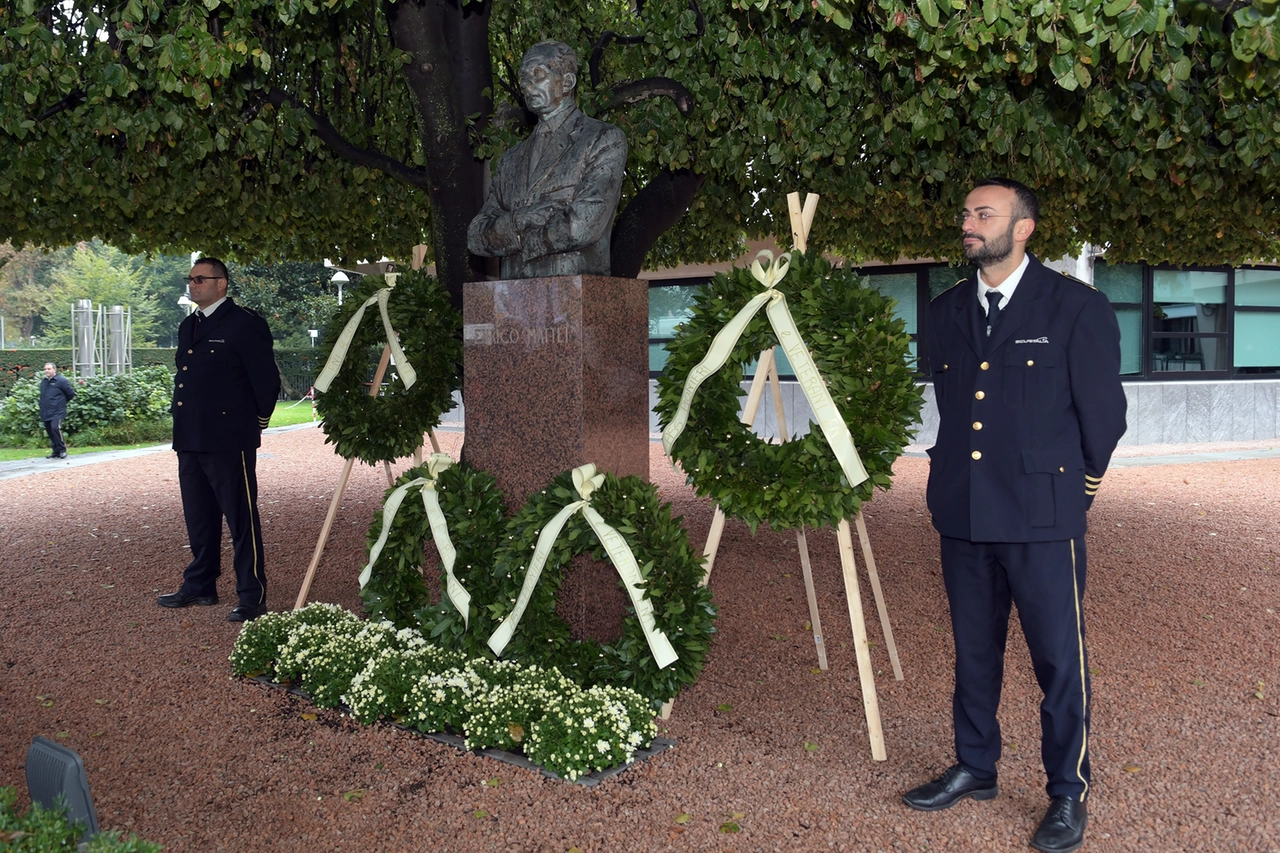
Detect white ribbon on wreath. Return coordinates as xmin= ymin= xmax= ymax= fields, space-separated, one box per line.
xmin=661 ymin=250 xmax=870 ymax=490
xmin=359 ymin=453 xmax=471 ymax=626
xmin=486 ymin=464 xmax=679 ymax=669
xmin=313 ymin=283 xmax=417 ymax=393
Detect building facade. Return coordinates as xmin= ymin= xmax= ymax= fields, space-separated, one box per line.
xmin=642 ymin=253 xmax=1280 ymax=447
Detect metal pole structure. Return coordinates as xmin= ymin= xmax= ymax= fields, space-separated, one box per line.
xmin=106 ymin=306 xmax=127 ymax=374
xmin=73 ymin=299 xmax=97 ymax=379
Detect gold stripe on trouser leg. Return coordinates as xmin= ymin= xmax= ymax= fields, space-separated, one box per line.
xmin=1070 ymin=538 xmax=1089 ymax=802
xmin=240 ymin=448 xmax=263 ymax=601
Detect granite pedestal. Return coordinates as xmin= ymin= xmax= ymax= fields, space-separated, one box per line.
xmin=463 ymin=275 xmax=650 ymax=511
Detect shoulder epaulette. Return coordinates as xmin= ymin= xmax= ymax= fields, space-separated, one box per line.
xmin=1061 ymin=272 xmax=1098 ymax=290
xmin=931 ymin=277 xmax=970 ymax=302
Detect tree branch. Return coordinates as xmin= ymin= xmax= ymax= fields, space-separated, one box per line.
xmin=262 ymin=88 xmax=428 ymax=189
xmin=37 ymin=90 xmax=87 ymax=121
xmin=599 ymin=77 xmax=695 ymax=116
xmin=589 ymin=31 xmax=646 ymax=87
xmin=610 ymin=168 xmax=705 ymax=278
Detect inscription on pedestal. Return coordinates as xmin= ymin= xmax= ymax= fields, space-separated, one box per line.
xmin=463 ymin=275 xmax=649 ymax=508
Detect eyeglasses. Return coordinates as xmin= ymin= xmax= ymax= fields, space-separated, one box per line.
xmin=956 ymin=211 xmax=1012 ymax=225
xmin=185 ymin=275 xmax=224 ymax=285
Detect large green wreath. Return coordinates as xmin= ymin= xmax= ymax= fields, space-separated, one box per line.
xmin=314 ymin=270 xmax=461 ymax=465
xmin=486 ymin=470 xmax=717 ymax=706
xmin=360 ymin=461 xmax=508 ymax=660
xmin=654 ymin=250 xmax=923 ymax=532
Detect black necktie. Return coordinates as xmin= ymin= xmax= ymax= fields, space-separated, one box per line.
xmin=192 ymin=311 xmax=203 ymax=339
xmin=985 ymin=290 xmax=1003 ymax=337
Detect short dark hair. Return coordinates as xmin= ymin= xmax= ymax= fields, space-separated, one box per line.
xmin=194 ymin=256 xmax=230 ymax=284
xmin=974 ymin=177 xmax=1039 ymax=225
xmin=522 ymin=40 xmax=578 ymax=79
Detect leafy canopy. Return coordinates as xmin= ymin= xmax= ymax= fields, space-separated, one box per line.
xmin=2 ymin=0 xmax=1280 ymax=281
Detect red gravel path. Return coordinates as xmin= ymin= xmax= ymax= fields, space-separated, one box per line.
xmin=1 ymin=425 xmax=1277 ymax=852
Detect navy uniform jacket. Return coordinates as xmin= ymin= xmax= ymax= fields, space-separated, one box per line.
xmin=925 ymin=255 xmax=1127 ymax=543
xmin=172 ymin=299 xmax=280 ymax=453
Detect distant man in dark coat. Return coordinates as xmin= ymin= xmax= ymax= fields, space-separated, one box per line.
xmin=902 ymin=178 xmax=1128 ymax=853
xmin=158 ymin=257 xmax=280 ymax=622
xmin=467 ymin=40 xmax=627 ymax=279
xmin=38 ymin=362 xmax=75 ymax=459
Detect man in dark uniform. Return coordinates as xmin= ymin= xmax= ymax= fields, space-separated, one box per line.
xmin=902 ymin=179 xmax=1127 ymax=853
xmin=158 ymin=257 xmax=280 ymax=622
xmin=39 ymin=362 xmax=75 ymax=459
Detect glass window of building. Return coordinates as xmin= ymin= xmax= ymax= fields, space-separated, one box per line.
xmin=1152 ymin=269 xmax=1228 ymax=372
xmin=1092 ymin=262 xmax=1144 ymax=376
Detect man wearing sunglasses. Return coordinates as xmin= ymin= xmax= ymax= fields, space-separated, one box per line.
xmin=158 ymin=257 xmax=280 ymax=623
xmin=903 ymin=178 xmax=1127 ymax=853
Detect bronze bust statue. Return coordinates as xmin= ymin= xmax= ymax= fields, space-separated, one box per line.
xmin=467 ymin=41 xmax=628 ymax=279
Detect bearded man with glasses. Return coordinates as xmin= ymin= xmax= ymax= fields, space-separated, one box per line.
xmin=158 ymin=257 xmax=280 ymax=623
xmin=903 ymin=178 xmax=1127 ymax=853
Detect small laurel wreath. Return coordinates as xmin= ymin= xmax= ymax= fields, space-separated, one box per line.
xmin=314 ymin=270 xmax=461 ymax=465
xmin=486 ymin=470 xmax=717 ymax=706
xmin=359 ymin=461 xmax=508 ymax=660
xmin=654 ymin=250 xmax=923 ymax=531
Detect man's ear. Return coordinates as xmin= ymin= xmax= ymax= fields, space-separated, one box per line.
xmin=561 ymin=71 xmax=577 ymax=95
xmin=1015 ymin=218 xmax=1036 ymax=244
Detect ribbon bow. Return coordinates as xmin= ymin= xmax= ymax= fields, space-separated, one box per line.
xmin=661 ymin=250 xmax=869 ymax=493
xmin=750 ymin=249 xmax=792 ymax=289
xmin=313 ymin=286 xmax=417 ymax=393
xmin=359 ymin=453 xmax=471 ymax=626
xmin=487 ymin=464 xmax=679 ymax=670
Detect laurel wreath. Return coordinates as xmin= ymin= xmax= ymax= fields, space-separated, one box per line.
xmin=654 ymin=250 xmax=923 ymax=531
xmin=314 ymin=270 xmax=462 ymax=465
xmin=486 ymin=470 xmax=717 ymax=705
xmin=359 ymin=461 xmax=509 ymax=659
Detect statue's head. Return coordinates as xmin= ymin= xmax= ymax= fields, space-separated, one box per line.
xmin=519 ymin=40 xmax=578 ymax=119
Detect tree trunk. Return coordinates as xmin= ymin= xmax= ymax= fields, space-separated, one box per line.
xmin=386 ymin=0 xmax=492 ymax=312
xmin=610 ymin=168 xmax=705 ymax=279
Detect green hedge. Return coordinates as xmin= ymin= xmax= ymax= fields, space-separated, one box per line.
xmin=0 ymin=365 xmax=174 ymax=439
xmin=1 ymin=348 xmax=318 ymax=399
xmin=0 ymin=349 xmax=175 ymax=396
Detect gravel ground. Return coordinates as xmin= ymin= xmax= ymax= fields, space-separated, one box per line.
xmin=1 ymin=424 xmax=1278 ymax=852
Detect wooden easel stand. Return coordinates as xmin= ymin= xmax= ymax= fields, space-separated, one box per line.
xmin=668 ymin=192 xmax=902 ymax=761
xmin=293 ymin=342 xmax=440 ymax=609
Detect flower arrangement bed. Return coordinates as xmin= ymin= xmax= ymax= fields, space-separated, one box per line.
xmin=231 ymin=603 xmax=669 ymax=784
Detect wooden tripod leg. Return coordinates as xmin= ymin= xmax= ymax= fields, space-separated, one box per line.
xmin=297 ymin=343 xmax=395 ymax=610
xmin=702 ymin=347 xmax=775 ymax=578
xmin=294 ymin=455 xmax=357 ymax=609
xmin=700 ymin=506 xmax=727 ymax=585
xmin=429 ymin=430 xmax=442 ymax=454
xmin=382 ymin=460 xmax=394 ymax=488
xmin=854 ymin=510 xmax=903 ymax=681
xmin=837 ymin=518 xmax=886 ymax=761
xmin=795 ymin=526 xmax=828 ymax=670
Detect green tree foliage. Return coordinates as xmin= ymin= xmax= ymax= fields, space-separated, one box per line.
xmin=2 ymin=0 xmax=1279 ymax=307
xmin=232 ymin=260 xmax=341 ymax=348
xmin=0 ymin=241 xmax=58 ymax=341
xmin=39 ymin=240 xmax=162 ymax=345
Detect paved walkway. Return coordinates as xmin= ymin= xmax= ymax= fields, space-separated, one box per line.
xmin=2 ymin=421 xmax=1277 ymax=481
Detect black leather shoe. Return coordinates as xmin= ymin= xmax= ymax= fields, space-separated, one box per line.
xmin=228 ymin=603 xmax=268 ymax=623
xmin=902 ymin=764 xmax=998 ymax=811
xmin=1031 ymin=796 xmax=1087 ymax=853
xmin=157 ymin=590 xmax=219 ymax=608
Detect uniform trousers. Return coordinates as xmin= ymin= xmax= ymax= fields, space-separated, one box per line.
xmin=43 ymin=417 xmax=66 ymax=456
xmin=940 ymin=536 xmax=1091 ymax=802
xmin=177 ymin=450 xmax=266 ymax=606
